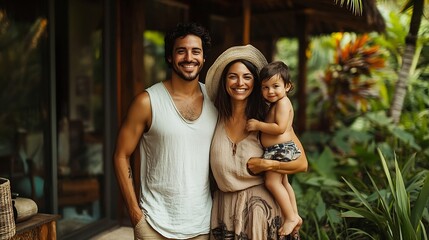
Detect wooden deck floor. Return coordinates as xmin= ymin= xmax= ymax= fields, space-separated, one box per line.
xmin=89 ymin=226 xmax=133 ymax=240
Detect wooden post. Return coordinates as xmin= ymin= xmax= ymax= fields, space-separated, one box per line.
xmin=116 ymin=0 xmax=145 ymax=225
xmin=117 ymin=0 xmax=145 ymax=123
xmin=243 ymin=0 xmax=251 ymax=44
xmin=296 ymin=14 xmax=309 ymax=133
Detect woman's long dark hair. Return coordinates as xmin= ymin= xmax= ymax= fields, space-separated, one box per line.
xmin=214 ymin=59 xmax=266 ymax=121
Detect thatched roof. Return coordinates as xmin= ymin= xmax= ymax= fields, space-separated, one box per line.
xmin=152 ymin=0 xmax=385 ymax=39
xmin=146 ymin=0 xmax=385 ymax=41
xmin=188 ymin=0 xmax=386 ymax=39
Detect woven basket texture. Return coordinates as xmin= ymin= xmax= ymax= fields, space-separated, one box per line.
xmin=0 ymin=178 xmax=15 ymax=239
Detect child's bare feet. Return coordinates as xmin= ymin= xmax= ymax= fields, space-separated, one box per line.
xmin=291 ymin=216 xmax=303 ymax=239
xmin=293 ymin=215 xmax=303 ymax=232
xmin=278 ymin=216 xmax=299 ymax=236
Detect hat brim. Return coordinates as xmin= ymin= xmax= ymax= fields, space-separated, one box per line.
xmin=205 ymin=44 xmax=268 ymax=102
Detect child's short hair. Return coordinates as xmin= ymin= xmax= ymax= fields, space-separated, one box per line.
xmin=260 ymin=61 xmax=294 ymax=92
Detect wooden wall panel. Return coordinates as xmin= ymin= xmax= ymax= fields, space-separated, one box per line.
xmin=117 ymin=0 xmax=145 ymax=124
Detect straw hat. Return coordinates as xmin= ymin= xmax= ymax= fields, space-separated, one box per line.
xmin=205 ymin=44 xmax=268 ymax=101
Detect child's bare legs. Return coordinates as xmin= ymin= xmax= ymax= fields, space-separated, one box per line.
xmin=283 ymin=176 xmax=302 ymax=235
xmin=265 ymin=171 xmax=299 ymax=236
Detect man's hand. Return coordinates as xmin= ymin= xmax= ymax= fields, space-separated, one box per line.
xmin=130 ymin=209 xmax=144 ymax=227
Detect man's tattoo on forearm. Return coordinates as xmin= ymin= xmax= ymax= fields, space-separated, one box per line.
xmin=128 ymin=167 xmax=132 ymax=178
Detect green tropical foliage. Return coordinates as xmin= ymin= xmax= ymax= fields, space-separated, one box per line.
xmin=340 ymin=149 xmax=429 ymax=240
xmin=276 ymin=2 xmax=429 ymax=239
xmin=339 ymin=0 xmax=427 ymax=124
xmin=294 ymin=110 xmax=428 ymax=239
xmin=317 ymin=33 xmax=387 ymax=131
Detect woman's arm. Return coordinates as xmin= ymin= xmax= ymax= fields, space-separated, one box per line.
xmin=247 ymin=155 xmax=307 ymax=175
xmin=247 ymin=128 xmax=308 ymax=175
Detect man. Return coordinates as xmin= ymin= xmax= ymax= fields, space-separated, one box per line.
xmin=113 ymin=22 xmax=217 ymax=239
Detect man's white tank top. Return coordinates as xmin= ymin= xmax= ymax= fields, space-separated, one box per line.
xmin=139 ymin=82 xmax=217 ymax=239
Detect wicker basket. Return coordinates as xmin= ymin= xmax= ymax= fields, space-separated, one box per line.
xmin=0 ymin=178 xmax=15 ymax=239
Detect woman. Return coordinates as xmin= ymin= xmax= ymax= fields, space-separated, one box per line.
xmin=206 ymin=45 xmax=308 ymax=240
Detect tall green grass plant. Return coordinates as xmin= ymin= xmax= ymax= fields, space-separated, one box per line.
xmin=340 ymin=149 xmax=429 ymax=239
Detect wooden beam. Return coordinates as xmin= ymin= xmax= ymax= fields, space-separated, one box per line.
xmin=242 ymin=0 xmax=251 ymax=44
xmin=296 ymin=13 xmax=309 ymax=133
xmin=117 ymin=0 xmax=145 ymax=123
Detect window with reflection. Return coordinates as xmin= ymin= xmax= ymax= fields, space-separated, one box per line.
xmin=0 ymin=1 xmax=49 ymax=213
xmin=55 ymin=0 xmax=105 ymax=237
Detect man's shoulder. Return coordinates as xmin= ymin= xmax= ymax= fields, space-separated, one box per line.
xmin=145 ymin=82 xmax=166 ymax=96
xmin=146 ymin=81 xmax=165 ymax=90
xmin=132 ymin=91 xmax=150 ymax=108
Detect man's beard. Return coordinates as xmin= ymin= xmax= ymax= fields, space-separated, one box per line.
xmin=172 ymin=62 xmax=202 ymax=81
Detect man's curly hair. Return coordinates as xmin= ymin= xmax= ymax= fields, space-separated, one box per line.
xmin=164 ymin=22 xmax=211 ymax=68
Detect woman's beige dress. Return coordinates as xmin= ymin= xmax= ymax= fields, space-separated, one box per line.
xmin=210 ymin=121 xmax=284 ymax=240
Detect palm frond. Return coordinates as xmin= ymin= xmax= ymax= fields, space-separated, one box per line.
xmin=334 ymin=0 xmax=363 ymax=15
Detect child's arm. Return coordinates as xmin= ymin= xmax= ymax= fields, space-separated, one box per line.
xmin=246 ymin=98 xmax=292 ymax=135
